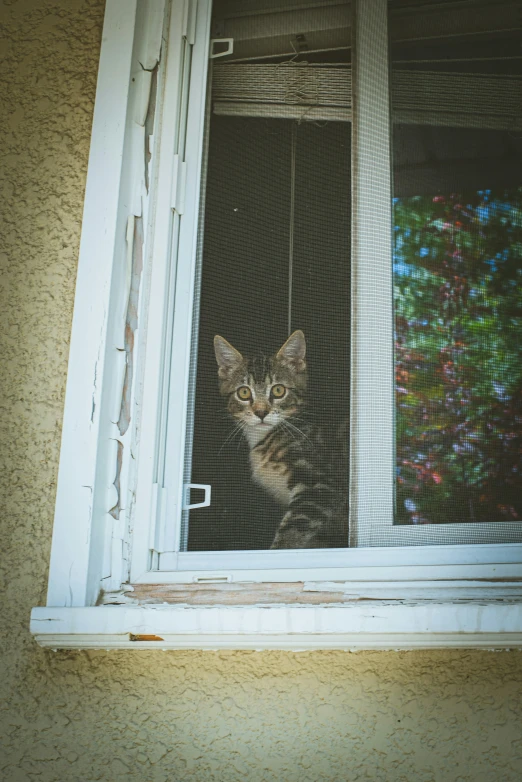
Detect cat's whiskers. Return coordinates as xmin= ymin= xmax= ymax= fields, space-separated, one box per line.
xmin=278 ymin=419 xmax=300 ymax=445
xmin=218 ymin=421 xmax=245 ymax=453
xmin=282 ymin=417 xmax=312 ymax=446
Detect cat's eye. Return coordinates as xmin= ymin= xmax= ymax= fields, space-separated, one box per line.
xmin=271 ymin=384 xmax=286 ymax=399
xmin=237 ymin=386 xmax=252 ymax=401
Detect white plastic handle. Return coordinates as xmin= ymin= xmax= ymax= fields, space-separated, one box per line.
xmin=183 ymin=483 xmax=212 ymax=510
xmin=210 ymin=38 xmax=234 ymax=58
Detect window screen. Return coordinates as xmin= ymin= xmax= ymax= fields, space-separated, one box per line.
xmin=182 ymin=0 xmax=352 ymax=551
xmin=164 ymin=0 xmax=522 ymax=560
xmin=391 ymin=0 xmax=522 ymax=528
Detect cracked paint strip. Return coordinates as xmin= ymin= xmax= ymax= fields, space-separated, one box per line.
xmin=109 ymin=440 xmax=124 ymax=520
xmin=118 ymin=216 xmax=144 ymax=436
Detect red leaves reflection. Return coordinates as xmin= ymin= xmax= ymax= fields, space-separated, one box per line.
xmin=394 ymin=190 xmax=522 ymax=525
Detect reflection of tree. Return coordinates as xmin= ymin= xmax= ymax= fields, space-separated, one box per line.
xmin=394 ymin=188 xmax=522 ymax=524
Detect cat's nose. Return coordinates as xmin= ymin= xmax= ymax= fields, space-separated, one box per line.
xmin=254 ymin=409 xmax=268 ymax=421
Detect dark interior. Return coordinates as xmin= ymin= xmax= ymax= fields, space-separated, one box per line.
xmin=186 ymin=116 xmax=351 ymax=550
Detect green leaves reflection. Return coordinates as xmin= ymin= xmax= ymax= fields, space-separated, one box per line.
xmin=394 ymin=188 xmax=522 ymax=524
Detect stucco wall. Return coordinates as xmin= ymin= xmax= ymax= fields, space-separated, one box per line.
xmin=2 ymin=1 xmax=522 ymax=780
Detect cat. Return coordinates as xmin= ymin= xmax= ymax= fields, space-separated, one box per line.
xmin=214 ymin=330 xmax=348 ymax=549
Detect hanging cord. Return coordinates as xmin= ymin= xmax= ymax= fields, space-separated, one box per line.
xmin=276 ymin=42 xmax=320 ymax=125
xmin=288 ymin=122 xmax=297 ymax=337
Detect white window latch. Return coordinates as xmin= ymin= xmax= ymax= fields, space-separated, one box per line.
xmin=183 ymin=483 xmax=212 ymax=510
xmin=210 ymin=38 xmax=233 ymax=59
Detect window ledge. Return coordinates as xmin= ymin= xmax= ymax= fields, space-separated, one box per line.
xmin=31 ymin=602 xmax=522 ymax=650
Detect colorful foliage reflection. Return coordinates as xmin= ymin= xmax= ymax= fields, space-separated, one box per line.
xmin=394 ymin=188 xmax=522 ymax=524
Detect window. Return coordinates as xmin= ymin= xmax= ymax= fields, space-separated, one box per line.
xmin=162 ymin=0 xmax=352 ymax=562
xmin=31 ymin=0 xmax=522 ymax=649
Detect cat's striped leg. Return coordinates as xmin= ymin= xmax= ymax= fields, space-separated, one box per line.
xmin=270 ymin=483 xmax=345 ymax=549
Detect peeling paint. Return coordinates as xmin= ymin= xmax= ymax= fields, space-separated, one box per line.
xmin=91 ymin=360 xmax=97 ymax=422
xmin=117 ymin=217 xmax=144 ymax=436
xmin=144 ymin=62 xmax=158 ymax=192
xmin=109 ymin=440 xmax=124 ymax=520
xmin=130 ymin=633 xmax=165 ymax=641
xmin=100 ymin=584 xmax=138 ymax=605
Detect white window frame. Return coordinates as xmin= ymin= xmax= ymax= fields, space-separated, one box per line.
xmin=30 ymin=0 xmax=522 ymax=650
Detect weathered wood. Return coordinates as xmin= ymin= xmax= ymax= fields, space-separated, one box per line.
xmin=124 ymin=582 xmax=345 ymax=605
xmin=112 ymin=579 xmax=522 ymax=606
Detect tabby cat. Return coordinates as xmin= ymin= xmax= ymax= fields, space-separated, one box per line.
xmin=214 ymin=330 xmax=348 ymax=549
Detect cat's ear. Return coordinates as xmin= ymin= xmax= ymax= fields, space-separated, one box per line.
xmin=214 ymin=335 xmax=244 ymax=377
xmin=276 ymin=330 xmax=306 ymax=372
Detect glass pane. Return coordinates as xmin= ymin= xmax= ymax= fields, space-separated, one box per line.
xmin=183 ymin=0 xmax=351 ymax=550
xmin=391 ymin=0 xmax=522 ymax=525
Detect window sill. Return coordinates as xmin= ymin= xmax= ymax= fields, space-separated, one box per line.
xmin=30 ymin=602 xmax=522 ymax=650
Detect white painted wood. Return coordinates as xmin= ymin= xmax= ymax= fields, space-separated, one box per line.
xmin=46 ymin=1 xmax=138 ymax=607
xmin=46 ymin=0 xmax=170 ymax=606
xmin=30 ymin=604 xmax=522 ymax=650
xmin=150 ymin=542 xmax=522 ymax=581
xmin=130 ymin=0 xmax=191 ymax=581
xmin=134 ymin=568 xmax=522 ymax=587
xmin=31 ymin=633 xmax=522 ymax=650
xmin=129 ymin=0 xmax=215 ymax=579
xmin=89 ymin=0 xmax=169 ymax=598
xmin=105 ymin=3 xmax=167 ymax=594
xmin=154 ymin=523 xmax=522 ymax=575
xmin=135 ymin=540 xmax=522 ymax=584
xmin=136 ymin=0 xmax=166 ymax=70
xmin=162 ymin=0 xmax=213 ymax=555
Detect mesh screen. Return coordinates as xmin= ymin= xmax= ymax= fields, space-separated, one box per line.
xmin=183 ymin=0 xmax=351 ymax=551
xmin=391 ymin=0 xmax=522 ymax=530
xmin=179 ymin=0 xmax=522 ymax=553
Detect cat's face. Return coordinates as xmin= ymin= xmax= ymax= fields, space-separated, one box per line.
xmin=214 ymin=330 xmax=307 ymax=437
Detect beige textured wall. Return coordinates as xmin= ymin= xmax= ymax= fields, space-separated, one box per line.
xmin=2 ymin=2 xmax=522 ymax=780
